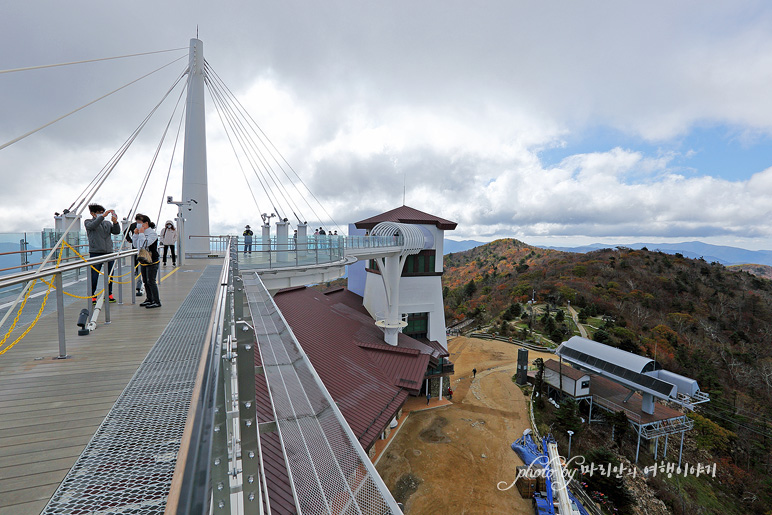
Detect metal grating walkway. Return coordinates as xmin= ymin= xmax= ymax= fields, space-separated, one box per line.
xmin=41 ymin=266 xmax=221 ymax=515
xmin=245 ymin=272 xmax=402 ymax=515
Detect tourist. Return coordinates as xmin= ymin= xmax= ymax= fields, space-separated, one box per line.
xmin=134 ymin=215 xmax=161 ymax=308
xmin=243 ymin=225 xmax=253 ymax=254
xmin=84 ymin=203 xmax=121 ymax=304
xmin=160 ymin=220 xmax=177 ymax=266
xmin=447 ymin=387 xmax=453 ymax=400
xmin=125 ymin=216 xmax=143 ymax=296
xmin=473 ymin=368 xmax=477 ymax=379
xmin=426 ymin=391 xmax=431 ymax=405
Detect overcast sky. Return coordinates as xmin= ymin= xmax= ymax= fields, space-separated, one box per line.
xmin=3 ymin=1 xmax=772 ymax=249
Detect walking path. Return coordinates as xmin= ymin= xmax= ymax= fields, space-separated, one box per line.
xmin=0 ymin=259 xmax=221 ymax=515
xmin=568 ymin=304 xmax=588 ymax=338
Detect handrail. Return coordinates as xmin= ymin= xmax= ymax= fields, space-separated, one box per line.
xmin=166 ymin=237 xmax=232 ymax=514
xmin=0 ymin=249 xmax=138 ymax=290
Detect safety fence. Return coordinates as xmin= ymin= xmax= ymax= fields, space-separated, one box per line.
xmin=167 ymin=237 xmax=403 ymax=514
xmin=0 ymin=245 xmax=139 ymax=358
xmin=192 ymin=234 xmax=404 ymax=270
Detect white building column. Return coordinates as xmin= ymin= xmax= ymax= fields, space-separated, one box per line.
xmin=276 ymin=219 xmax=289 ymax=263
xmin=374 ymin=254 xmax=407 ymax=345
xmin=262 ymin=223 xmax=270 ymax=253
xmin=439 ymin=376 xmax=443 ymax=400
xmin=297 ymin=223 xmax=307 ymax=261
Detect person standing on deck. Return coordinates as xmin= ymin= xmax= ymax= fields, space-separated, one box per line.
xmin=243 ymin=225 xmax=253 ymax=254
xmin=85 ymin=203 xmax=121 ymax=304
xmin=160 ymin=220 xmax=177 ymax=266
xmin=134 ymin=215 xmax=161 ymax=308
xmin=125 ymin=216 xmax=144 ymax=296
xmin=426 ymin=391 xmax=431 ymax=405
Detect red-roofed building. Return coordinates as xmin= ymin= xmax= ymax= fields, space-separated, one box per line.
xmin=348 ymin=205 xmax=457 ymax=352
xmin=354 ymin=205 xmax=457 ymax=231
xmin=273 ymin=285 xmax=453 ymax=455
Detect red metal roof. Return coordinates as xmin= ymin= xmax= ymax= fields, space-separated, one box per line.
xmin=274 ymin=286 xmax=433 ymax=450
xmin=253 ymin=342 xmax=296 ymax=514
xmin=325 ymin=288 xmax=446 ymax=362
xmin=354 ymin=205 xmax=457 ymax=231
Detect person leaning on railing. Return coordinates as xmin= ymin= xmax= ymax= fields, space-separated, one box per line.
xmin=85 ymin=203 xmax=121 ymax=304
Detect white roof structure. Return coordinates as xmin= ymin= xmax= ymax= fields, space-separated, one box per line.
xmin=556 ymin=336 xmax=676 ymax=399
xmin=558 ymin=336 xmax=660 ymax=373
xmin=556 ymin=336 xmax=709 ymax=409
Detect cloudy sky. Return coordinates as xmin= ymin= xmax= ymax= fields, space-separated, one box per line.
xmin=3 ymin=1 xmax=772 ymax=249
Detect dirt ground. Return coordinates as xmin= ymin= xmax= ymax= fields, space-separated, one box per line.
xmin=376 ymin=336 xmax=556 ymax=514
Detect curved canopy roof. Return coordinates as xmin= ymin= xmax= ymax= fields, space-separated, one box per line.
xmin=556 ymin=336 xmax=676 ymax=399
xmin=557 ymin=336 xmax=661 ymax=374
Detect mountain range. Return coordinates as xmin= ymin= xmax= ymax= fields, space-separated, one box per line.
xmin=444 ymin=238 xmax=772 ymax=266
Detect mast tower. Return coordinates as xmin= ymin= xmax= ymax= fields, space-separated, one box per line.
xmin=181 ymin=38 xmax=210 ymax=256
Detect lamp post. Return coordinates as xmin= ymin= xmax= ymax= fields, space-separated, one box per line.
xmin=567 ymin=430 xmax=574 ymax=460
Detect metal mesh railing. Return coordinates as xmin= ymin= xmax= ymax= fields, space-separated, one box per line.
xmin=41 ymin=265 xmax=221 ymax=514
xmin=245 ymin=272 xmax=402 ymax=515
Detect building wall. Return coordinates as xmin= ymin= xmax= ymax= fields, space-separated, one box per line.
xmin=363 ymin=273 xmax=448 ymax=349
xmin=544 ymin=368 xmax=591 ymax=397
xmin=544 ymin=369 xmax=577 ymax=396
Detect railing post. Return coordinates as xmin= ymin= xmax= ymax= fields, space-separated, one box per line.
xmin=211 ymin=340 xmax=232 ymax=513
xmin=233 ymin=258 xmax=261 ymax=514
xmin=103 ymin=260 xmax=111 ymax=324
xmin=86 ymin=264 xmax=93 ymax=314
xmin=54 ymin=273 xmax=69 ymax=359
xmin=117 ymin=256 xmax=123 ymax=304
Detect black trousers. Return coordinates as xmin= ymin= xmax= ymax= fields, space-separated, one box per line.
xmin=140 ymin=262 xmax=160 ymax=305
xmin=90 ymin=254 xmax=114 ymax=296
xmin=162 ymin=244 xmax=176 ymax=264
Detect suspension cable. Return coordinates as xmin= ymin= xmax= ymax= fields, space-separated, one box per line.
xmin=0 ymin=48 xmax=187 ymax=75
xmin=203 ymin=66 xmax=286 ymax=219
xmin=205 ymin=64 xmax=304 ymax=222
xmin=205 ymin=63 xmax=306 ymax=222
xmin=206 ymin=83 xmax=265 ymax=217
xmin=0 ymin=66 xmax=188 ymax=330
xmin=71 ymin=67 xmax=188 ymax=216
xmin=0 ymin=55 xmax=187 ymax=151
xmin=205 ymin=62 xmax=341 ymax=231
xmin=156 ymin=102 xmax=188 ymax=225
xmin=118 ymin=76 xmax=188 ymax=250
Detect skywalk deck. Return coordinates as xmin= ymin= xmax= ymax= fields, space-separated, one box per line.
xmin=0 ymin=259 xmax=222 ymax=515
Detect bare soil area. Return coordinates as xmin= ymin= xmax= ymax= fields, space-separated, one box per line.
xmin=376 ymin=336 xmax=556 ymax=514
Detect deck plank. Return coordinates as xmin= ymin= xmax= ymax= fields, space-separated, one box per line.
xmin=0 ymin=259 xmax=221 ymax=515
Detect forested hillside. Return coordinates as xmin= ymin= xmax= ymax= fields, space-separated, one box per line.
xmin=443 ymin=239 xmax=772 ymax=513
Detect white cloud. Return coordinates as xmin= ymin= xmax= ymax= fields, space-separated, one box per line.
xmin=2 ymin=1 xmax=772 ymax=250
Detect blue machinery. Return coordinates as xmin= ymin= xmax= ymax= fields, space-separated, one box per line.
xmin=511 ymin=431 xmax=592 ymax=515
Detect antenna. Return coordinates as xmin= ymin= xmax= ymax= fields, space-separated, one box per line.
xmin=403 ymin=171 xmax=406 ymax=206
xmin=197 ymin=25 xmax=199 ymax=38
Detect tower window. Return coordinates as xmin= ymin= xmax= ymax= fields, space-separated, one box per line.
xmin=404 ymin=312 xmax=429 ymax=339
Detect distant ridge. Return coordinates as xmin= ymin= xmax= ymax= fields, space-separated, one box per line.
xmin=444 ymin=239 xmax=484 ymax=254
xmin=538 ymin=241 xmax=772 ymax=266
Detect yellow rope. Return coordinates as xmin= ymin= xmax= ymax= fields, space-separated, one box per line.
xmin=38 ymin=276 xmax=106 ymax=299
xmin=0 ymin=244 xmax=63 ymax=355
xmin=0 ymin=280 xmax=53 ymax=356
xmin=0 ymin=280 xmax=37 ymax=354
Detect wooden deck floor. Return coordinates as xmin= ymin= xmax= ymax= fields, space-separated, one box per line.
xmin=0 ymin=259 xmax=222 ymax=515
